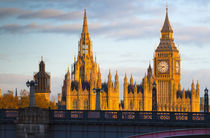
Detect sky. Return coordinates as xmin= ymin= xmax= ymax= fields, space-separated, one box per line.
xmin=0 ymin=0 xmax=210 ymax=100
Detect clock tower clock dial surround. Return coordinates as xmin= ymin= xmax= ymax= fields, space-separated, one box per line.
xmin=158 ymin=61 xmax=169 ymax=73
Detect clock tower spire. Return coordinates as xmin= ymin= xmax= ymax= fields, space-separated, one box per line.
xmin=153 ymin=4 xmax=181 ymax=111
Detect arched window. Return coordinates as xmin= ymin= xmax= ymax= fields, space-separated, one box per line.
xmin=130 ymin=100 xmax=133 ymax=110
xmin=139 ymin=101 xmax=142 ymax=111
xmin=84 ymin=100 xmax=89 ymax=110
xmin=73 ymin=100 xmax=77 ymax=110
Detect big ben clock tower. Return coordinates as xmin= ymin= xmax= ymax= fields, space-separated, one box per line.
xmin=153 ymin=4 xmax=181 ymax=111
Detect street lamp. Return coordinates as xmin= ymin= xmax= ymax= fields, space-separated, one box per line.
xmin=204 ymin=88 xmax=209 ymax=113
xmin=93 ymin=88 xmax=103 ymax=110
xmin=26 ymin=80 xmax=38 ymax=107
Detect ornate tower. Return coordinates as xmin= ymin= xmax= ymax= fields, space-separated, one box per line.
xmin=34 ymin=57 xmax=51 ymax=102
xmin=153 ymin=5 xmax=181 ymax=111
xmin=73 ymin=8 xmax=97 ymax=82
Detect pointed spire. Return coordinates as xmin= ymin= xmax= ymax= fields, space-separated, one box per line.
xmin=191 ymin=80 xmax=195 ymax=90
xmin=182 ymin=88 xmax=185 ymax=99
xmin=39 ymin=57 xmax=45 ymax=72
xmin=178 ymin=83 xmax=181 ymax=91
xmin=82 ymin=8 xmax=88 ymax=34
xmin=79 ymin=78 xmax=82 ymax=89
xmin=108 ymin=69 xmax=112 ymax=81
xmin=115 ymin=70 xmax=119 ymax=81
xmin=130 ymin=74 xmax=133 ymax=85
xmin=67 ymin=67 xmax=70 ymax=75
xmin=149 ymin=63 xmax=152 ymax=70
xmin=124 ymin=73 xmax=127 ymax=82
xmin=147 ymin=63 xmax=152 ymax=79
xmin=144 ymin=73 xmax=147 ymax=82
xmin=161 ymin=2 xmax=173 ymax=33
xmin=74 ymin=55 xmax=76 ymax=62
xmin=95 ymin=55 xmax=97 ymax=62
xmin=66 ymin=67 xmax=71 ymax=84
xmin=196 ymin=80 xmax=199 ymax=89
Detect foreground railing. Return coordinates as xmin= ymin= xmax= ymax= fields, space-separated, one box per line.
xmin=0 ymin=109 xmax=18 ymax=121
xmin=0 ymin=109 xmax=209 ymax=125
xmin=49 ymin=110 xmax=209 ymax=123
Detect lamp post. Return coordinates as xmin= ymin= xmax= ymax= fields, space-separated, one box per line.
xmin=204 ymin=88 xmax=209 ymax=113
xmin=26 ymin=80 xmax=38 ymax=107
xmin=93 ymin=88 xmax=103 ymax=110
xmin=152 ymin=81 xmax=157 ymax=111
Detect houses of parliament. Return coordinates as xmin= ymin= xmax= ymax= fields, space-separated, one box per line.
xmin=33 ymin=6 xmax=200 ymax=112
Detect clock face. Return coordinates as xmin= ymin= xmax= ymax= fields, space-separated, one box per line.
xmin=176 ymin=61 xmax=179 ymax=73
xmin=158 ymin=61 xmax=169 ymax=73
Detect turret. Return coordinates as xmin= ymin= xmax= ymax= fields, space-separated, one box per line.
xmin=196 ymin=81 xmax=200 ymax=96
xmin=39 ymin=56 xmax=45 ymax=72
xmin=182 ymin=88 xmax=185 ymax=100
xmin=34 ymin=57 xmax=51 ymax=102
xmin=74 ymin=55 xmax=76 ymax=62
xmin=108 ymin=70 xmax=112 ymax=88
xmin=114 ymin=71 xmax=119 ymax=91
xmin=130 ymin=75 xmax=133 ymax=85
xmin=191 ymin=80 xmax=195 ymax=93
xmin=97 ymin=66 xmax=102 ymax=88
xmin=143 ymin=73 xmax=148 ymax=88
xmin=124 ymin=73 xmax=128 ymax=110
xmin=108 ymin=70 xmax=113 ymax=110
xmin=147 ymin=64 xmax=152 ymax=79
xmin=66 ymin=67 xmax=71 ymax=110
xmin=58 ymin=93 xmax=61 ymax=104
xmin=134 ymin=81 xmax=137 ymax=94
xmin=178 ymin=83 xmax=181 ymax=91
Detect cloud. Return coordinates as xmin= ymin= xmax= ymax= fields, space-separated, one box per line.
xmin=0 ymin=73 xmax=63 ymax=100
xmin=0 ymin=74 xmax=31 ymax=93
xmin=0 ymin=23 xmax=81 ymax=34
xmin=1 ymin=18 xmax=210 ymax=46
xmin=181 ymin=69 xmax=210 ymax=96
xmin=0 ymin=1 xmax=210 ymax=46
xmin=0 ymin=53 xmax=9 ymax=61
xmin=0 ymin=17 xmax=161 ymax=38
xmin=176 ymin=26 xmax=210 ymax=45
xmin=18 ymin=9 xmax=82 ymax=20
xmin=0 ymin=8 xmax=22 ymax=18
xmin=0 ymin=7 xmax=82 ymax=21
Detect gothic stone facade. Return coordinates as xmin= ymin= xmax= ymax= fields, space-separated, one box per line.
xmin=60 ymin=8 xmax=200 ymax=112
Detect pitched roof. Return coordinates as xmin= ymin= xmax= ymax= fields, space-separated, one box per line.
xmin=161 ymin=6 xmax=173 ymax=33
